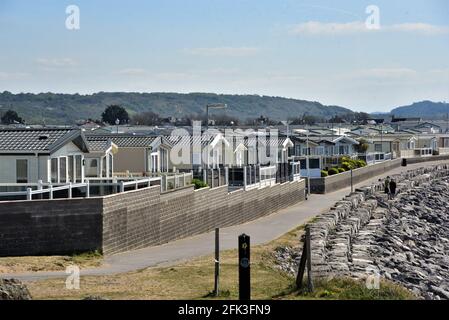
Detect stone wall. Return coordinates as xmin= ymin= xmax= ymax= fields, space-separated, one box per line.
xmin=307 ymin=164 xmax=449 ymax=280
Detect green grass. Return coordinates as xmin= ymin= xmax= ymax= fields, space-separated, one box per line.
xmin=26 ymin=223 xmax=416 ymax=300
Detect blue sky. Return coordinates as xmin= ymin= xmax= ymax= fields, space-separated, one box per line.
xmin=0 ymin=0 xmax=448 ymax=112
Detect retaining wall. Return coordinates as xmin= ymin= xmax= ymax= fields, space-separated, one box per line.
xmin=0 ymin=179 xmax=306 ymax=257
xmin=0 ymin=198 xmax=103 ymax=257
xmin=308 ymin=159 xmax=402 ymax=194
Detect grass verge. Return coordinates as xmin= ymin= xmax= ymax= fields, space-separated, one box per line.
xmin=0 ymin=251 xmax=103 ymax=274
xmin=23 ymin=223 xmax=415 ymax=300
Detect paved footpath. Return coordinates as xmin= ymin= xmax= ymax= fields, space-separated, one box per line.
xmin=5 ymin=160 xmax=449 ymax=282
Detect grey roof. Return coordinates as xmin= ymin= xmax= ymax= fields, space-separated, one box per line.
xmin=0 ymin=128 xmax=88 ymax=153
xmin=86 ymin=139 xmax=112 ymax=152
xmin=86 ymin=135 xmax=160 ymax=148
xmin=165 ymin=135 xmax=216 ymax=148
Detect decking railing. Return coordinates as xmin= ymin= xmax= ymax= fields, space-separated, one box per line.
xmin=0 ymin=177 xmax=164 ymax=201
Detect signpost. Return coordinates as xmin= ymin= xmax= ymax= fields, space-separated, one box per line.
xmin=214 ymin=228 xmax=220 ymax=297
xmin=238 ymin=234 xmax=251 ymax=300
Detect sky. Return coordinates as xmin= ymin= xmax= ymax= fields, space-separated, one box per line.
xmin=0 ymin=0 xmax=448 ymax=112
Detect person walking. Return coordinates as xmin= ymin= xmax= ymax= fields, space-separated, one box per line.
xmin=389 ymin=179 xmax=397 ymax=200
xmin=384 ymin=176 xmax=391 ymax=197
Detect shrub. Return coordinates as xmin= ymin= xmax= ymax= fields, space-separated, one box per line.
xmin=328 ymin=168 xmax=339 ymax=176
xmin=321 ymin=170 xmax=329 ymax=177
xmin=191 ymin=179 xmax=208 ymax=190
xmin=356 ymin=160 xmax=367 ymax=168
xmin=338 ymin=168 xmax=346 ymax=173
xmin=341 ymin=162 xmax=353 ymax=171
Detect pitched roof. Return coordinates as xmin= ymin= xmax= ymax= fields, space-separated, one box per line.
xmin=86 ymin=134 xmax=160 ymax=148
xmin=86 ymin=139 xmax=113 ymax=152
xmin=0 ymin=128 xmax=88 ymax=153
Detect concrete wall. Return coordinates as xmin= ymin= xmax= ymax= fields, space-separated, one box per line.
xmin=0 ymin=179 xmax=305 ymax=257
xmin=308 ymin=159 xmax=403 ymax=194
xmin=405 ymin=154 xmax=449 ymax=164
xmin=0 ymin=198 xmax=102 ymax=257
xmin=102 ymin=180 xmax=306 ymax=255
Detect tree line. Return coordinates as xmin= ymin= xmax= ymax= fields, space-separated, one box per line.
xmin=1 ymin=105 xmax=372 ymax=127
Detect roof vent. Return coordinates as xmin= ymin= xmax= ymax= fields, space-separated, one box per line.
xmin=38 ymin=135 xmax=49 ymax=140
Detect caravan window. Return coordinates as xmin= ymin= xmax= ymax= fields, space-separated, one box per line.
xmin=16 ymin=159 xmax=28 ymax=183
xmin=51 ymin=158 xmax=58 ymax=183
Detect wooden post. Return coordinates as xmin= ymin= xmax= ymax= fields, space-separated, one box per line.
xmin=295 ymin=236 xmax=308 ymax=289
xmin=225 ymin=167 xmax=229 ymax=186
xmin=49 ymin=185 xmax=53 ymax=200
xmin=120 ymin=181 xmax=125 ymax=193
xmin=239 ymin=234 xmax=251 ymax=300
xmin=68 ymin=182 xmax=73 ymax=199
xmin=306 ymin=226 xmax=314 ymax=292
xmin=214 ymin=228 xmax=220 ymax=297
xmin=296 ymin=225 xmax=314 ymax=293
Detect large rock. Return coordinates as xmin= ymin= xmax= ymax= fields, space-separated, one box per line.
xmin=0 ymin=279 xmax=32 ymax=300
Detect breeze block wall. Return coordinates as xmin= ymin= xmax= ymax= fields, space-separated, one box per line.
xmin=0 ymin=198 xmax=103 ymax=257
xmin=102 ymin=180 xmax=306 ymax=255
xmin=0 ymin=179 xmax=306 ymax=257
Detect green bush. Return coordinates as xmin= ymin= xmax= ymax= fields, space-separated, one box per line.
xmin=328 ymin=168 xmax=339 ymax=176
xmin=341 ymin=162 xmax=353 ymax=171
xmin=356 ymin=160 xmax=367 ymax=168
xmin=338 ymin=168 xmax=346 ymax=173
xmin=191 ymin=179 xmax=208 ymax=190
xmin=321 ymin=170 xmax=329 ymax=177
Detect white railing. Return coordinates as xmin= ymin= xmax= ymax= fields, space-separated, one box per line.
xmin=290 ymin=162 xmax=302 ymax=181
xmin=0 ymin=177 xmax=162 ymax=201
xmin=160 ymin=172 xmax=193 ymax=192
xmin=245 ymin=165 xmax=277 ymax=190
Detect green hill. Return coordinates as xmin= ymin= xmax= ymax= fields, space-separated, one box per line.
xmin=0 ymin=91 xmax=353 ymax=125
xmin=391 ymin=101 xmax=449 ymax=120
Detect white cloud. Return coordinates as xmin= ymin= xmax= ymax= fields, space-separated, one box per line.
xmin=290 ymin=21 xmax=368 ymax=36
xmin=117 ymin=68 xmax=147 ymax=76
xmin=0 ymin=71 xmax=30 ymax=80
xmin=354 ymin=68 xmax=418 ymax=79
xmin=290 ymin=21 xmax=449 ymax=36
xmin=36 ymin=58 xmax=77 ymax=68
xmin=184 ymin=47 xmax=259 ymax=57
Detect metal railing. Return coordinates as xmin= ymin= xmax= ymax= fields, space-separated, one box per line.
xmin=290 ymin=162 xmax=302 ymax=181
xmin=160 ymin=172 xmax=193 ymax=191
xmin=0 ymin=177 xmax=162 ymax=201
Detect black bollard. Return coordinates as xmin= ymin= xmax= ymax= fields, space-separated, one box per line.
xmin=238 ymin=234 xmax=251 ymax=300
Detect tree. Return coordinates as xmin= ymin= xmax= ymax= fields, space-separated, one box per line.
xmin=355 ymin=138 xmax=370 ymax=153
xmin=328 ymin=115 xmax=346 ymax=124
xmin=1 ymin=110 xmax=24 ymax=125
xmin=132 ymin=111 xmax=161 ymax=126
xmin=101 ymin=105 xmax=129 ymax=125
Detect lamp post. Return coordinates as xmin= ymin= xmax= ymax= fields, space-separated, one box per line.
xmin=115 ymin=118 xmax=120 ymax=134
xmin=306 ymin=129 xmax=310 ymax=198
xmin=296 ymin=128 xmax=311 ymax=198
xmin=206 ymin=103 xmax=228 ymax=130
